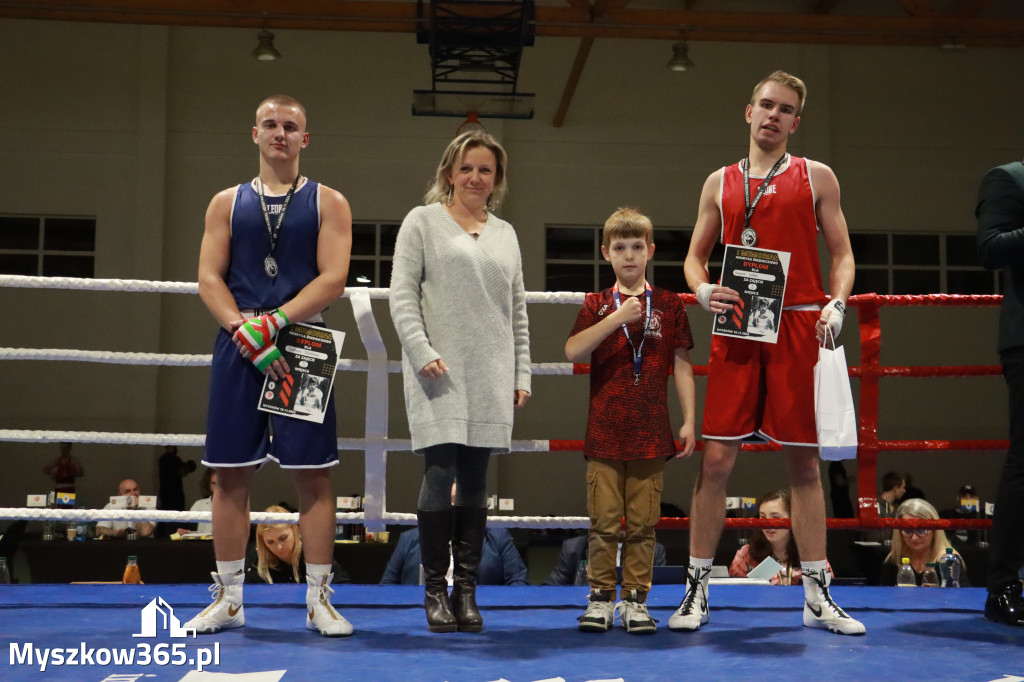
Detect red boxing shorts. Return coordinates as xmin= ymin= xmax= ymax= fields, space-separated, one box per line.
xmin=701 ymin=309 xmax=820 ymax=447
xmin=203 ymin=328 xmax=339 ymax=469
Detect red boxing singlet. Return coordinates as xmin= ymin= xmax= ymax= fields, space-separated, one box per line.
xmin=719 ymin=156 xmax=826 ymax=308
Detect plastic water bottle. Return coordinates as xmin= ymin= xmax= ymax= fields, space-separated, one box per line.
xmin=921 ymin=563 xmax=939 ymax=588
xmin=0 ymin=556 xmax=11 ymax=584
xmin=122 ymin=555 xmax=143 ymax=584
xmin=896 ymin=557 xmax=916 ymax=587
xmin=574 ymin=559 xmax=589 ymax=586
xmin=939 ymin=547 xmax=960 ymax=588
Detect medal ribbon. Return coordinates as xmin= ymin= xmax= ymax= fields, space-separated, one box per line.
xmin=611 ymin=281 xmax=653 ymax=385
xmin=742 ymin=153 xmax=788 ymax=233
xmin=257 ymin=175 xmax=300 ymax=265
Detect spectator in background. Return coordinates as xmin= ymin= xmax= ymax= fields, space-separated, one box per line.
xmin=43 ymin=442 xmax=84 ymax=496
xmin=881 ymin=498 xmax=967 ymax=586
xmin=902 ymin=472 xmax=926 ymax=502
xmin=877 ymin=471 xmax=905 ymax=518
xmin=379 ymin=524 xmax=528 ymax=586
xmin=246 ymin=506 xmax=347 ymax=584
xmin=729 ymin=490 xmax=832 ymax=585
xmin=543 ymin=532 xmax=668 ymax=586
xmin=381 ymin=483 xmax=528 ymax=586
xmin=828 ymin=461 xmax=854 ymax=518
xmin=177 ymin=469 xmax=217 ymax=536
xmin=96 ymin=479 xmax=155 ymax=539
xmin=938 ymin=484 xmax=982 ymax=546
xmin=158 ymin=445 xmax=197 ymax=537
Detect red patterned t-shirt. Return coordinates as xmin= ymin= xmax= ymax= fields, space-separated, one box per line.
xmin=569 ymin=285 xmax=694 ymax=460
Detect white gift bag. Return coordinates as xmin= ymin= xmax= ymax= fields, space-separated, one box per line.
xmin=814 ymin=329 xmax=858 ymax=461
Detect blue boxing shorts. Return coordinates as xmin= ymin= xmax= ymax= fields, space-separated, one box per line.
xmin=202 ymin=327 xmax=339 ymax=469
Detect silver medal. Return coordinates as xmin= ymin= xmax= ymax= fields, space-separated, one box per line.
xmin=264 ymin=255 xmax=279 ymax=278
xmin=740 ymin=227 xmax=758 ymax=247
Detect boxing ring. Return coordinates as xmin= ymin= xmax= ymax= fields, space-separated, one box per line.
xmin=0 ymin=276 xmax=1019 ymax=682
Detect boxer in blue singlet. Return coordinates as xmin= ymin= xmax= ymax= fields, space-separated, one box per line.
xmin=184 ymin=95 xmax=355 ymax=638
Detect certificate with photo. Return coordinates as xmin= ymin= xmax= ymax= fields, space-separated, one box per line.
xmin=258 ymin=323 xmax=345 ymax=424
xmin=712 ymin=245 xmax=790 ymax=344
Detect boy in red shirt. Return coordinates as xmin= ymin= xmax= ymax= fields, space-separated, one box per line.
xmin=565 ymin=207 xmax=696 ymax=634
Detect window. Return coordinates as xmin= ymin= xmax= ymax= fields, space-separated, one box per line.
xmin=545 ymin=226 xmax=993 ymax=296
xmin=0 ymin=215 xmax=96 ymax=277
xmin=544 ymin=224 xmax=723 ymax=293
xmin=348 ymin=222 xmax=400 ymax=287
xmin=850 ymin=232 xmax=995 ymax=295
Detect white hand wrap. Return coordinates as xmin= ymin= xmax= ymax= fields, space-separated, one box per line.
xmin=821 ymin=299 xmax=846 ymax=339
xmin=695 ymin=283 xmax=715 ymax=313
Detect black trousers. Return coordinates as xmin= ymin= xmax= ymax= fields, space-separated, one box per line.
xmin=991 ymin=348 xmax=1024 ymax=592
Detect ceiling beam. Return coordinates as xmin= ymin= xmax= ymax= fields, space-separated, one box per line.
xmin=2 ymin=1 xmax=1023 ymax=47
xmin=535 ymin=6 xmax=1024 ymax=46
xmin=895 ymin=0 xmax=934 ymax=17
xmin=552 ymin=0 xmax=632 ymax=128
xmin=951 ymin=0 xmax=995 ymax=18
xmin=811 ymin=0 xmax=840 ymax=14
xmin=552 ymin=36 xmax=593 ymax=128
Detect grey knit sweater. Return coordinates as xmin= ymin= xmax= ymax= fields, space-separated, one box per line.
xmin=389 ymin=203 xmax=532 ymax=454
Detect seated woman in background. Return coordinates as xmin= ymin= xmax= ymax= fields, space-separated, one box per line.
xmin=246 ymin=505 xmax=347 ymax=584
xmin=729 ymin=490 xmax=832 ymax=585
xmin=881 ymin=498 xmax=969 ymax=586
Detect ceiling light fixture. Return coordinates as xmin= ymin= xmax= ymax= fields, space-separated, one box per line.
xmin=252 ymin=29 xmax=281 ymax=61
xmin=667 ymin=42 xmax=694 ymax=72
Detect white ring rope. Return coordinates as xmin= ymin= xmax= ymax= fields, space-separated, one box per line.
xmin=0 ymin=508 xmax=589 ymax=529
xmin=0 ymin=275 xmax=585 ymax=305
xmin=0 ymin=275 xmax=588 ymax=529
xmin=0 ymin=431 xmax=558 ymax=455
xmin=0 ymin=349 xmax=576 ymax=375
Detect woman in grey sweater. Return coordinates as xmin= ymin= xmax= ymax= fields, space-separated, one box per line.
xmin=390 ymin=131 xmax=531 ymax=633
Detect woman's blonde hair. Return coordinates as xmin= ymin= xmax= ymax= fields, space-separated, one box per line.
xmin=255 ymin=505 xmax=302 ymax=584
xmin=884 ymin=498 xmax=963 ymax=568
xmin=423 ymin=130 xmax=508 ymax=209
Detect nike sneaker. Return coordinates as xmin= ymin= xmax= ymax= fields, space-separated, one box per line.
xmin=183 ymin=571 xmax=245 ymax=634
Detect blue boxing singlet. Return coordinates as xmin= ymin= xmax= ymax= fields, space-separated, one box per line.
xmin=227 ymin=178 xmax=322 ymax=311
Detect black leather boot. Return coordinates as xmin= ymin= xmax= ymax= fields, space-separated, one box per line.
xmin=417 ymin=509 xmax=457 ymax=633
xmin=451 ymin=506 xmax=487 ymax=632
xmin=985 ymin=582 xmax=1024 ymax=626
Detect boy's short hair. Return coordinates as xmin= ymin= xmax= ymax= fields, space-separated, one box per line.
xmin=602 ymin=207 xmax=653 ymax=248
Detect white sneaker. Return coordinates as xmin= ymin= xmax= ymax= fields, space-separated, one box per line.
xmin=668 ymin=567 xmax=710 ymax=632
xmin=184 ymin=572 xmax=245 ymax=635
xmin=614 ymin=592 xmax=657 ymax=634
xmin=578 ymin=593 xmax=615 ymax=632
xmin=306 ymin=574 xmax=353 ymax=637
xmin=801 ymin=569 xmax=866 ymax=636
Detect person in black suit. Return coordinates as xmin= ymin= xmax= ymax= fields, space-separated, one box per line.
xmin=976 ymin=158 xmax=1024 ymax=627
xmin=543 ymin=533 xmax=667 ymax=586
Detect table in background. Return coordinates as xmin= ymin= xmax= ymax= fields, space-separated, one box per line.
xmin=848 ymin=539 xmax=989 ymax=586
xmin=18 ymin=537 xmax=395 ymax=584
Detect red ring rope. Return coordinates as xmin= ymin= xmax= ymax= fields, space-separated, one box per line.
xmin=567 ymin=293 xmax=1001 ymax=533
